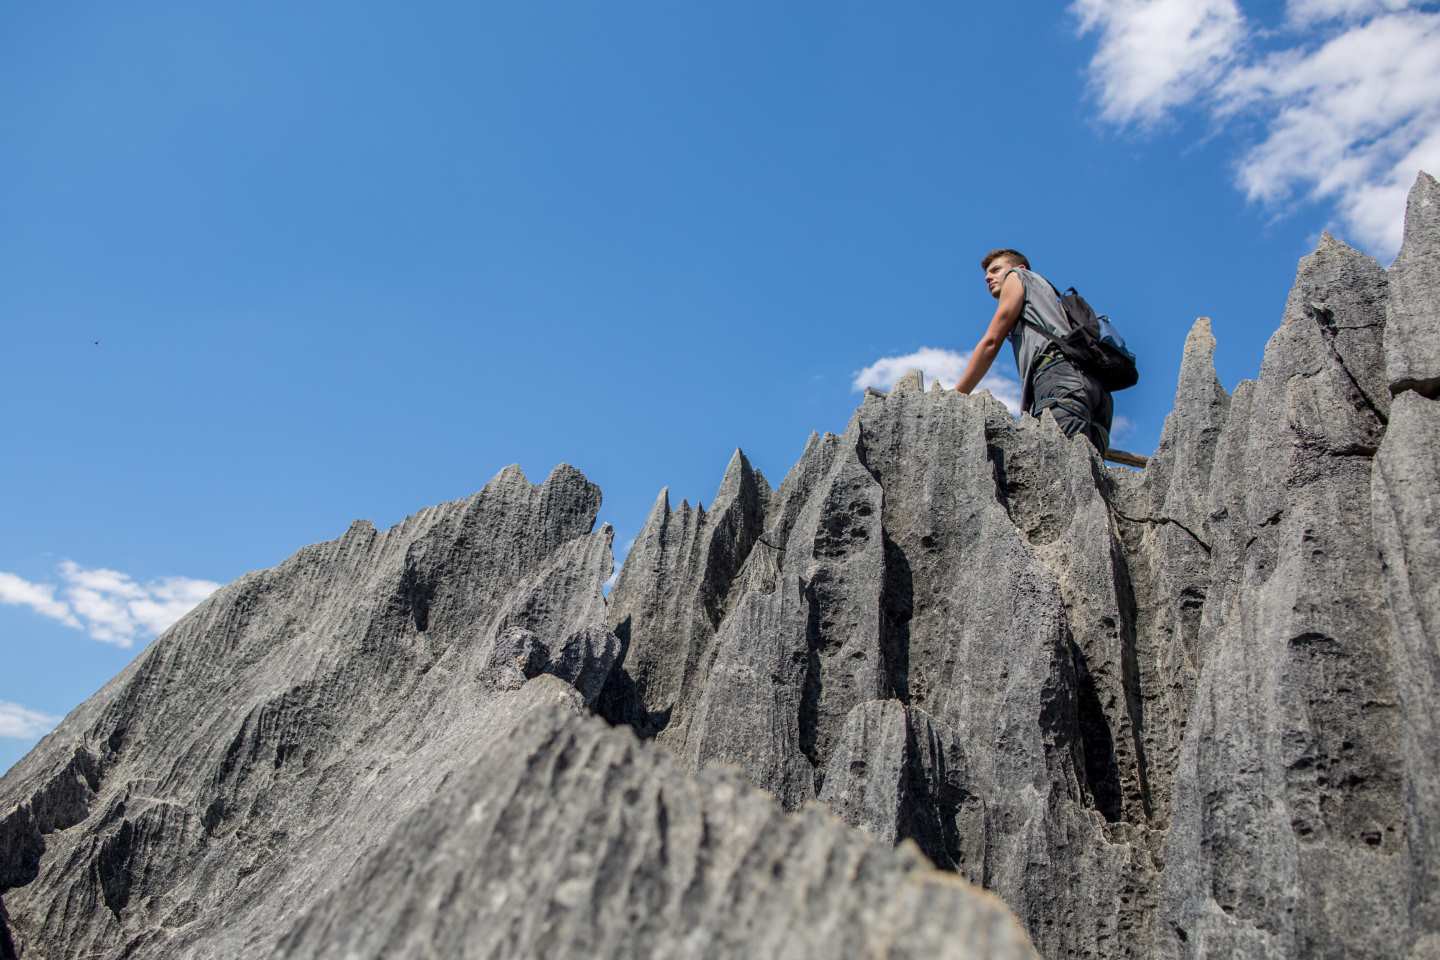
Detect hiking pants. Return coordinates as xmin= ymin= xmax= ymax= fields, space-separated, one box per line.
xmin=1029 ymin=354 xmax=1113 ymax=453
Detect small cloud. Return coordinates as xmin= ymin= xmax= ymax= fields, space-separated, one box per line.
xmin=852 ymin=346 xmax=1023 ymax=414
xmin=1111 ymin=414 xmax=1137 ymax=441
xmin=0 ymin=562 xmax=221 ymax=648
xmin=0 ymin=701 xmax=60 ymax=741
xmin=0 ymin=572 xmax=82 ymax=629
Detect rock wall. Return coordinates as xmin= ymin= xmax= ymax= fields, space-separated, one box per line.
xmin=1 ymin=173 xmax=1436 ymax=960
xmin=601 ymin=172 xmax=1440 ymax=959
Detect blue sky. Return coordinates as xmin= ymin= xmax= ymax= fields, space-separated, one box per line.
xmin=4 ymin=0 xmax=1437 ymax=771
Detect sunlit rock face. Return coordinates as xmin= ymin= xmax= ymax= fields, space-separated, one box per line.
xmin=601 ymin=172 xmax=1440 ymax=960
xmin=0 ymin=466 xmax=1035 ymax=960
xmin=2 ymin=173 xmax=1437 ymax=960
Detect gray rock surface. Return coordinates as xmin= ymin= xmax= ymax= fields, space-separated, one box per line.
xmin=0 ymin=463 xmax=1033 ymax=959
xmin=1372 ymin=392 xmax=1440 ymax=956
xmin=0 ymin=463 xmax=622 ymax=959
xmin=3 ymin=170 xmax=1438 ymax=960
xmin=1152 ymin=232 xmax=1404 ymax=959
xmin=276 ymin=676 xmax=1038 ymax=960
xmin=601 ymin=171 xmax=1440 ymax=959
xmin=1386 ymin=172 xmax=1440 ymax=399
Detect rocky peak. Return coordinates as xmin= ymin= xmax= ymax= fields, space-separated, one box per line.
xmin=3 ymin=172 xmax=1438 ymax=960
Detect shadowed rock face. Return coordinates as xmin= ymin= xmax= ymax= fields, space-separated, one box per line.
xmin=3 ymin=174 xmax=1437 ymax=960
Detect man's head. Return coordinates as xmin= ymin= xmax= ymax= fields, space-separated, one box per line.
xmin=981 ymin=248 xmax=1030 ymax=299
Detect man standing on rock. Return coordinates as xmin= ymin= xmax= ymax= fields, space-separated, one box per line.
xmin=954 ymin=248 xmax=1114 ymax=452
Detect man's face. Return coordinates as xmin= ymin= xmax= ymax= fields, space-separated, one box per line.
xmin=984 ymin=257 xmax=1018 ymax=299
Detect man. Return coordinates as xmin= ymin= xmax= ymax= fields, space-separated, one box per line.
xmin=953 ymin=248 xmax=1113 ymax=452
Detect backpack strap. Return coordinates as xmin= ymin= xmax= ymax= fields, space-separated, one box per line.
xmin=1019 ymin=315 xmax=1067 ymax=348
xmin=1005 ymin=268 xmax=1069 ymax=340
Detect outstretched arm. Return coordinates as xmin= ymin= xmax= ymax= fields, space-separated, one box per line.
xmin=955 ymin=272 xmax=1024 ymax=394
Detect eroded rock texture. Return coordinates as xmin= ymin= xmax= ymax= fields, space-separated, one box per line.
xmin=601 ymin=173 xmax=1440 ymax=960
xmin=276 ymin=677 xmax=1036 ymax=959
xmin=0 ymin=466 xmax=1034 ymax=959
xmin=4 ymin=173 xmax=1438 ymax=960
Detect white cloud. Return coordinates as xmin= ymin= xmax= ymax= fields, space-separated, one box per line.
xmin=852 ymin=346 xmax=1023 ymax=414
xmin=1072 ymin=0 xmax=1245 ymax=124
xmin=1219 ymin=11 xmax=1440 ymax=253
xmin=1111 ymin=414 xmax=1136 ymax=440
xmin=0 ymin=701 xmax=60 ymax=740
xmin=1286 ymin=0 xmax=1421 ymax=26
xmin=0 ymin=572 xmax=82 ymax=629
xmin=0 ymin=562 xmax=220 ymax=648
xmin=1073 ymin=2 xmax=1440 ymax=257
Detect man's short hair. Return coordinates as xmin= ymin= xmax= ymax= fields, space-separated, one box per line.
xmin=981 ymin=248 xmax=1030 ymax=271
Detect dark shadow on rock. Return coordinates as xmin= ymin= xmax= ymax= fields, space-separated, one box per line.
xmin=1071 ymin=638 xmax=1123 ymax=823
xmin=900 ymin=722 xmax=965 ymax=870
xmin=881 ymin=532 xmax=913 ymax=704
xmin=0 ymin=895 xmax=16 ymax=960
xmin=594 ymin=617 xmax=672 ymax=739
xmin=98 ymin=818 xmax=136 ymax=916
xmin=1108 ymin=530 xmax=1156 ymax=820
xmin=799 ymin=581 xmax=823 ymax=772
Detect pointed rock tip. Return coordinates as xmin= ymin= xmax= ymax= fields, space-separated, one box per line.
xmin=1311 ymin=230 xmax=1370 ymax=262
xmin=487 ymin=463 xmax=529 ymax=488
xmin=893 ymin=368 xmax=925 ymax=393
xmin=1398 ymin=168 xmax=1439 ymax=257
xmin=715 ymin=448 xmax=759 ymax=502
xmin=1184 ymin=317 xmax=1216 ymax=353
xmin=544 ymin=462 xmax=586 ymax=484
xmin=723 ymin=447 xmax=754 ymax=475
xmin=644 ymin=486 xmax=671 ymax=522
xmin=1174 ymin=316 xmax=1224 ymax=404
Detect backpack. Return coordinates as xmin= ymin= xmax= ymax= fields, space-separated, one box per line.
xmin=1023 ymin=284 xmax=1139 ymax=392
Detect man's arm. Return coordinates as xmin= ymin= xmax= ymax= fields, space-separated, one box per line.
xmin=955 ymin=272 xmax=1024 ymax=394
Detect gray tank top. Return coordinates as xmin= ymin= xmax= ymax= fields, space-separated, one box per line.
xmin=1004 ymin=267 xmax=1072 ymax=410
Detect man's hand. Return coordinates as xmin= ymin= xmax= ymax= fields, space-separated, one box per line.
xmin=955 ymin=272 xmax=1024 ymax=395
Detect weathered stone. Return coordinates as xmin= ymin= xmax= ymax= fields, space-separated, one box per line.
xmin=818 ymin=700 xmax=974 ymax=872
xmin=1111 ymin=319 xmax=1228 ymax=827
xmin=1156 ymin=235 xmax=1406 ymax=959
xmin=1386 ymin=172 xmax=1440 ymax=398
xmin=0 ymin=464 xmax=621 ymax=958
xmin=1372 ymin=391 xmax=1440 ymax=951
xmin=276 ymin=678 xmax=1039 ymax=960
xmin=599 ymin=450 xmax=771 ymax=740
xmin=681 ymin=575 xmax=816 ymax=810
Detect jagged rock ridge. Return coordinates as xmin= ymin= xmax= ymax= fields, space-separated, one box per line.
xmin=599 ymin=172 xmax=1440 ymax=958
xmin=2 ymin=172 xmax=1438 ymax=960
xmin=0 ymin=466 xmax=1034 ymax=958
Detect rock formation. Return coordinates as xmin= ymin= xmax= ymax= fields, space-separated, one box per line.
xmin=0 ymin=465 xmax=1034 ymax=959
xmin=601 ymin=172 xmax=1440 ymax=959
xmin=2 ymin=172 xmax=1437 ymax=959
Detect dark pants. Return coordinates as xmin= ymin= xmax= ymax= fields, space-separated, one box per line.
xmin=1030 ymin=355 xmax=1113 ymax=453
